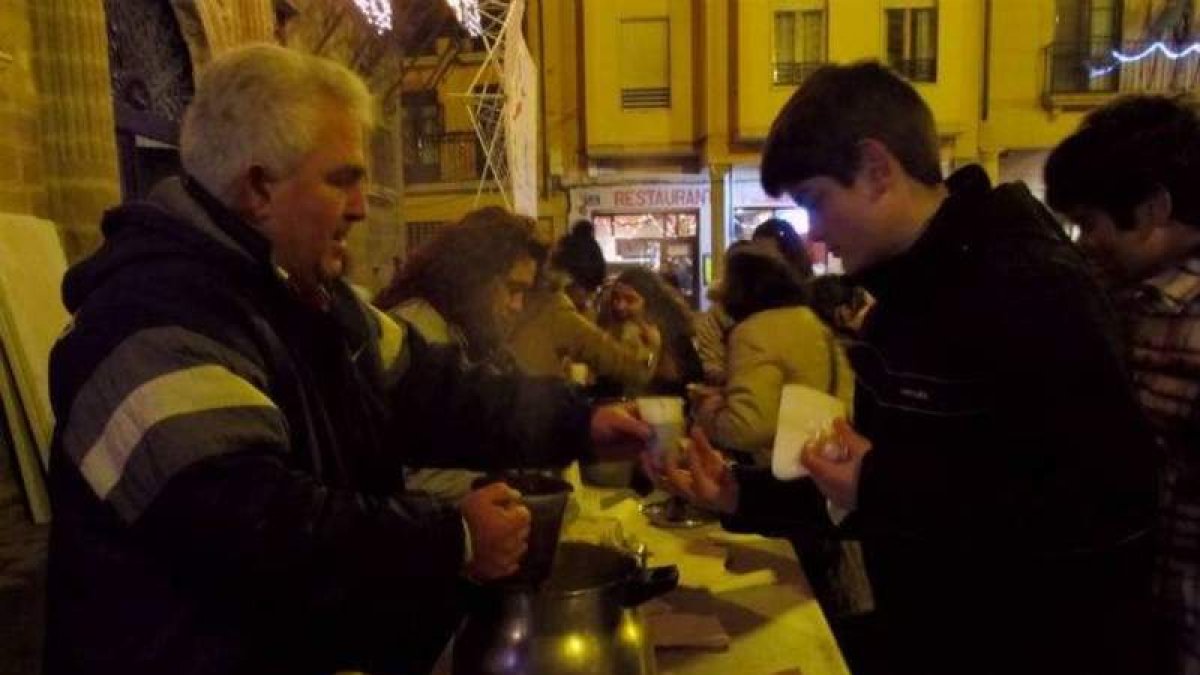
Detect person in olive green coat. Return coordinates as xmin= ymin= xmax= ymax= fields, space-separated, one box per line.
xmin=509 ymin=221 xmax=660 ymax=390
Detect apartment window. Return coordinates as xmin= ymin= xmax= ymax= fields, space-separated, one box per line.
xmin=886 ymin=6 xmax=938 ymax=82
xmin=1082 ymin=0 xmax=1121 ymax=91
xmin=619 ymin=17 xmax=671 ymax=109
xmin=773 ymin=8 xmax=826 ymax=85
xmin=1053 ymin=0 xmax=1121 ymax=45
xmin=1048 ymin=0 xmax=1123 ymax=94
xmin=401 ymin=91 xmax=442 ymax=183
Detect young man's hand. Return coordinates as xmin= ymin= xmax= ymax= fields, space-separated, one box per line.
xmin=643 ymin=427 xmax=740 ymax=514
xmin=801 ymin=418 xmax=872 ymax=510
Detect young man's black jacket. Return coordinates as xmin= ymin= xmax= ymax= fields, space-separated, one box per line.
xmin=730 ymin=166 xmax=1157 ymax=673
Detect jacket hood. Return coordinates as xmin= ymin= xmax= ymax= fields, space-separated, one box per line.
xmin=62 ymin=178 xmax=265 ymax=313
xmin=856 ymin=165 xmax=1069 ymax=300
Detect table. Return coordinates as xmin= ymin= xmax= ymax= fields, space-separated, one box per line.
xmin=428 ymin=464 xmax=850 ymax=675
xmin=561 ymin=465 xmax=850 ymax=675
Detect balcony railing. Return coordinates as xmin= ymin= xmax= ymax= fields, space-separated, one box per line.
xmin=404 ymin=131 xmax=484 ymax=185
xmin=889 ymin=57 xmax=937 ymax=82
xmin=772 ymin=61 xmax=824 ymax=86
xmin=1045 ymin=40 xmax=1200 ymax=99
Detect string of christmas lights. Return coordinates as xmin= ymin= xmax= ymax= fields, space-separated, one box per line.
xmin=350 ymin=0 xmax=392 ymax=34
xmin=1089 ymin=41 xmax=1200 ymax=78
xmin=447 ymin=0 xmax=484 ymax=37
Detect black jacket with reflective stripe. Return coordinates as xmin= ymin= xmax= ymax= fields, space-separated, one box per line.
xmin=44 ymin=178 xmax=589 ymax=675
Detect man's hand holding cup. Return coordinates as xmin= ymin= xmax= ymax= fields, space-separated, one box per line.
xmin=460 ymin=482 xmax=531 ymax=581
xmin=589 ymin=402 xmax=653 ymax=461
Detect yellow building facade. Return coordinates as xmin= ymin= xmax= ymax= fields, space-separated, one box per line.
xmin=495 ymin=0 xmax=1195 ymax=297
xmin=536 ymin=0 xmax=1000 ymax=295
xmin=397 ymin=0 xmax=566 ymax=261
xmin=2 ymin=0 xmax=1192 ymax=286
xmin=539 ymin=0 xmax=994 ymax=298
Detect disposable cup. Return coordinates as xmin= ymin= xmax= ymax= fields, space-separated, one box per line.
xmin=636 ymin=396 xmax=685 ymax=466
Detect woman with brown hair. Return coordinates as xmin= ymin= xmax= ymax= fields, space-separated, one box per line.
xmin=599 ymin=266 xmax=703 ymax=395
xmin=753 ymin=217 xmax=813 ymax=280
xmin=375 ymin=206 xmax=544 ymax=369
xmin=374 ymin=206 xmax=545 ymax=500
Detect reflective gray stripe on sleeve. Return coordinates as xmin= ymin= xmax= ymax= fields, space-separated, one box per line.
xmin=105 ymin=404 xmax=289 ymax=522
xmin=62 ymin=325 xmax=268 ymax=468
xmin=74 ymin=364 xmax=281 ymax=515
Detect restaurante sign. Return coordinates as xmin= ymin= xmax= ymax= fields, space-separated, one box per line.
xmin=571 ymin=183 xmax=712 ymax=218
xmin=609 ymin=187 xmax=710 ymax=209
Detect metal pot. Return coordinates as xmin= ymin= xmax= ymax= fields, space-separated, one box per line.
xmin=453 ymin=542 xmax=679 ymax=675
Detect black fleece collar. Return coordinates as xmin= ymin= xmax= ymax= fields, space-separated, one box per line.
xmin=181 ymin=175 xmax=274 ymax=270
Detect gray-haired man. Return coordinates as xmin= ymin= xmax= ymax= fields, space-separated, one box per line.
xmin=44 ymin=44 xmax=647 ymax=675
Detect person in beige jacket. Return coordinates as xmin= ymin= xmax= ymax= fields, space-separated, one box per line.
xmin=693 ymin=249 xmax=853 ymax=465
xmin=691 ymin=249 xmax=871 ymax=626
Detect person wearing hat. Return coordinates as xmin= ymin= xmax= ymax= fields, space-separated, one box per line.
xmin=554 ymin=219 xmax=608 ymax=315
xmin=509 ymin=220 xmax=659 ymax=391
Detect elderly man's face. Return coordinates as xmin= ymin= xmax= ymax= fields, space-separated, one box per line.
xmin=260 ymin=103 xmax=367 ymax=294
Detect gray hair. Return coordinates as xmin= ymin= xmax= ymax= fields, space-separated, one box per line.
xmin=180 ymin=43 xmax=375 ymax=204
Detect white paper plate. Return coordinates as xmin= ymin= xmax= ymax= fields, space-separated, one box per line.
xmin=771 ymin=384 xmax=847 ymax=481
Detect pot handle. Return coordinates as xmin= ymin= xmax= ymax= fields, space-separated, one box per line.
xmin=622 ymin=565 xmax=679 ymax=607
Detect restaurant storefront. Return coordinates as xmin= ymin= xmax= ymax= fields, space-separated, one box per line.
xmin=729 ymin=166 xmax=839 ymax=275
xmin=569 ymin=180 xmax=712 ymax=307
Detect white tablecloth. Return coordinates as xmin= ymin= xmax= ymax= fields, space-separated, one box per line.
xmin=426 ymin=464 xmax=850 ymax=675
xmin=562 ymin=466 xmax=850 ymax=675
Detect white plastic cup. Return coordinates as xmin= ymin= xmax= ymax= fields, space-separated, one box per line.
xmin=636 ymin=396 xmax=685 ymax=465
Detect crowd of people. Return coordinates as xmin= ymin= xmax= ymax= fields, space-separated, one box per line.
xmin=39 ymin=42 xmax=1199 ymax=675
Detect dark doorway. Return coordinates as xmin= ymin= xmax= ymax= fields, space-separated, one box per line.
xmin=593 ymin=210 xmax=703 ymax=308
xmin=106 ymin=0 xmax=194 ymax=200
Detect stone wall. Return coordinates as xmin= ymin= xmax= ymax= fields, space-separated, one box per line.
xmin=2 ymin=0 xmax=406 ymax=277
xmin=0 ymin=0 xmax=48 ymax=221
xmin=0 ymin=8 xmax=52 ymax=663
xmin=30 ymin=0 xmax=122 ymax=260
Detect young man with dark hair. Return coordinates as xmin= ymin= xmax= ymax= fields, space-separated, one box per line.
xmin=1046 ymin=94 xmax=1200 ymax=675
xmin=659 ymin=61 xmax=1157 ymax=674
